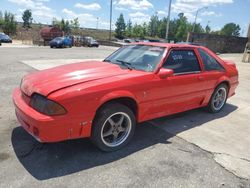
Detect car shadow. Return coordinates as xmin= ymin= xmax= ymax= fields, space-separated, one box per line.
xmin=11 ymin=103 xmax=237 ymax=180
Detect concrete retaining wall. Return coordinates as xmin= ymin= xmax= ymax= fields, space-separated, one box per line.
xmin=187 ymin=32 xmax=248 ymax=53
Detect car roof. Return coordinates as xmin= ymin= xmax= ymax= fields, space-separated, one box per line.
xmin=131 ymin=42 xmax=203 ymax=49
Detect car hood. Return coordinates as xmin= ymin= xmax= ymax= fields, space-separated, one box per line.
xmin=21 ymin=61 xmax=133 ymax=96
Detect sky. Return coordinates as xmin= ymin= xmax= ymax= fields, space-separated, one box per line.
xmin=0 ymin=0 xmax=250 ymax=36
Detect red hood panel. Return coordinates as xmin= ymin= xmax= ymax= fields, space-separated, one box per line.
xmin=21 ymin=61 xmax=129 ymax=96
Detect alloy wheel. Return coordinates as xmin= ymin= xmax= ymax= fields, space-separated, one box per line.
xmin=212 ymin=87 xmax=227 ymax=111
xmin=101 ymin=112 xmax=132 ymax=147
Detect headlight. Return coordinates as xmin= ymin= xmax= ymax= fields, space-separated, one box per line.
xmin=30 ymin=94 xmax=67 ymax=116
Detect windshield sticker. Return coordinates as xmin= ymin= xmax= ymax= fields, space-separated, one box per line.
xmin=173 ymin=55 xmax=183 ymax=60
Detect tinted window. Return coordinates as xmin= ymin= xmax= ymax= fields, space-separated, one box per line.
xmin=198 ymin=48 xmax=224 ymax=71
xmin=163 ymin=50 xmax=201 ymax=74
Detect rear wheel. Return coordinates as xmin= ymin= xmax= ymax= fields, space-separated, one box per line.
xmin=91 ymin=103 xmax=136 ymax=152
xmin=207 ymin=84 xmax=228 ymax=113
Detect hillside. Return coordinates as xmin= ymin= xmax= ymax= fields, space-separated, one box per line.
xmin=10 ymin=23 xmax=114 ymax=41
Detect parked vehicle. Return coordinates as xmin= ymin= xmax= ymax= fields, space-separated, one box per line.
xmin=82 ymin=37 xmax=99 ymax=47
xmin=49 ymin=37 xmax=73 ymax=48
xmin=148 ymin=39 xmax=161 ymax=42
xmin=124 ymin=39 xmax=132 ymax=43
xmin=13 ymin=43 xmax=239 ymax=151
xmin=88 ymin=38 xmax=99 ymax=47
xmin=0 ymin=33 xmax=12 ymax=43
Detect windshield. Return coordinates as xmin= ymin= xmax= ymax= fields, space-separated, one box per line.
xmin=53 ymin=37 xmax=63 ymax=41
xmin=104 ymin=45 xmax=165 ymax=72
xmin=0 ymin=34 xmax=10 ymax=39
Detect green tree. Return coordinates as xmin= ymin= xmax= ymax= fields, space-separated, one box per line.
xmin=220 ymin=23 xmax=241 ymax=36
xmin=132 ymin=24 xmax=145 ymax=38
xmin=125 ymin=19 xmax=132 ymax=37
xmin=115 ymin=13 xmax=126 ymax=39
xmin=175 ymin=13 xmax=188 ymax=41
xmin=52 ymin=17 xmax=60 ymax=28
xmin=60 ymin=19 xmax=71 ymax=34
xmin=168 ymin=19 xmax=178 ymax=41
xmin=205 ymin=24 xmax=211 ymax=33
xmin=64 ymin=20 xmax=71 ymax=34
xmin=149 ymin=14 xmax=159 ymax=37
xmin=0 ymin=11 xmax=3 ymax=30
xmin=142 ymin=22 xmax=149 ymax=37
xmin=22 ymin=9 xmax=33 ymax=28
xmin=193 ymin=23 xmax=204 ymax=33
xmin=2 ymin=11 xmax=17 ymax=35
xmin=157 ymin=17 xmax=167 ymax=38
xmin=70 ymin=18 xmax=80 ymax=34
xmin=52 ymin=18 xmax=72 ymax=34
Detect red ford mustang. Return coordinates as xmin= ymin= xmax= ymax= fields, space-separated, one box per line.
xmin=13 ymin=43 xmax=238 ymax=151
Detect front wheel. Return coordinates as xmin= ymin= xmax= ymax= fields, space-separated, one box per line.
xmin=207 ymin=84 xmax=228 ymax=113
xmin=91 ymin=103 xmax=136 ymax=152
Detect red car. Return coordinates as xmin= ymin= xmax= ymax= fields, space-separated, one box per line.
xmin=13 ymin=43 xmax=238 ymax=151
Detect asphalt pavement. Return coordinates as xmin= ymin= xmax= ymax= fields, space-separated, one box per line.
xmin=0 ymin=45 xmax=249 ymax=187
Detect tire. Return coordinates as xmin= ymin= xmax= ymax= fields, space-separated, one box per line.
xmin=207 ymin=83 xmax=228 ymax=113
xmin=91 ymin=103 xmax=136 ymax=152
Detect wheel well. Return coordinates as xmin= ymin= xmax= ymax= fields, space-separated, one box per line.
xmin=218 ymin=81 xmax=230 ymax=90
xmin=95 ymin=97 xmax=138 ymax=120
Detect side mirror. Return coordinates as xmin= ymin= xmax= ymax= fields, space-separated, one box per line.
xmin=158 ymin=68 xmax=174 ymax=79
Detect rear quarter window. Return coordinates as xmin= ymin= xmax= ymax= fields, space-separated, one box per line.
xmin=198 ymin=48 xmax=224 ymax=71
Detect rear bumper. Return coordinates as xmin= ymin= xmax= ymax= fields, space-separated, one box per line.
xmin=12 ymin=88 xmax=85 ymax=142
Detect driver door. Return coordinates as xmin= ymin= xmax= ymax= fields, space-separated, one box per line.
xmin=145 ymin=48 xmax=207 ymax=119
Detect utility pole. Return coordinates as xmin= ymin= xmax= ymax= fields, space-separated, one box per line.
xmin=192 ymin=7 xmax=208 ymax=32
xmin=165 ymin=0 xmax=172 ymax=42
xmin=109 ymin=0 xmax=113 ymax=41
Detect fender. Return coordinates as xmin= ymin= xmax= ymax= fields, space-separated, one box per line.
xmin=98 ymin=90 xmax=138 ymax=107
xmin=94 ymin=90 xmax=139 ymax=118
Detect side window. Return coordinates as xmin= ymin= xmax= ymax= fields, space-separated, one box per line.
xmin=163 ymin=50 xmax=201 ymax=74
xmin=198 ymin=48 xmax=224 ymax=71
